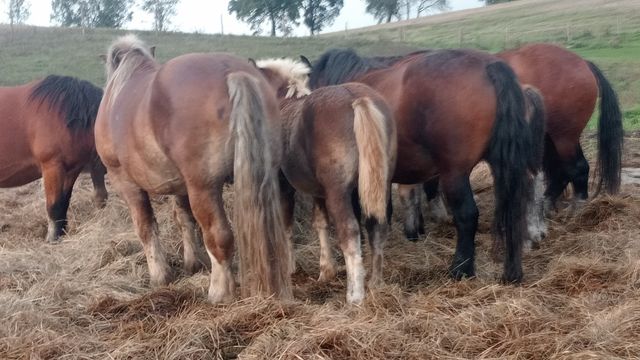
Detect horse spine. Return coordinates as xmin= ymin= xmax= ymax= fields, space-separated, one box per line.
xmin=227 ymin=72 xmax=292 ymax=299
xmin=485 ymin=61 xmax=534 ymax=283
xmin=587 ymin=61 xmax=623 ymax=195
xmin=352 ymin=97 xmax=390 ymax=223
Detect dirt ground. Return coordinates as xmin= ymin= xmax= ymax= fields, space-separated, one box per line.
xmin=1 ymin=135 xmax=639 ymax=360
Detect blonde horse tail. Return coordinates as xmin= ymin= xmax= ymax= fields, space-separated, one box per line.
xmin=227 ymin=72 xmax=292 ymax=299
xmin=352 ymin=97 xmax=391 ymax=223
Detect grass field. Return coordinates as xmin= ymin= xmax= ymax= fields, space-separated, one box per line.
xmin=2 ymin=0 xmax=640 ymax=358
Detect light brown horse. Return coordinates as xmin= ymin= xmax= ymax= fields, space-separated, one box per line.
xmin=94 ymin=35 xmax=291 ymax=302
xmin=256 ymin=58 xmax=397 ymax=304
xmin=305 ymin=48 xmax=544 ymax=284
xmin=0 ymin=75 xmax=106 ymax=243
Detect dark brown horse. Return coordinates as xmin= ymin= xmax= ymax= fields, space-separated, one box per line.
xmin=304 ymin=48 xmax=544 ymax=283
xmin=95 ymin=35 xmax=291 ymax=302
xmin=403 ymin=43 xmax=623 ymax=245
xmin=257 ymin=58 xmax=397 ymax=304
xmin=0 ymin=75 xmax=106 ymax=243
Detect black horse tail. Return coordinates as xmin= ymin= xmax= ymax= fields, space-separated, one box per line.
xmin=484 ymin=61 xmax=533 ymax=284
xmin=588 ymin=61 xmax=623 ymax=195
xmin=522 ymin=85 xmax=546 ymax=173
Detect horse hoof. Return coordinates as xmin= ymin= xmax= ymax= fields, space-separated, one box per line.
xmin=449 ymin=258 xmax=475 ymax=280
xmin=404 ymin=231 xmax=421 ymax=242
xmin=501 ymin=268 xmax=523 ymax=285
xmin=150 ymin=270 xmax=174 ymax=287
xmin=318 ymin=267 xmax=337 ymax=282
xmin=183 ymin=260 xmax=204 ymax=275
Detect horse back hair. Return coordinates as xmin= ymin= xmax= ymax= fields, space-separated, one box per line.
xmin=227 ymin=71 xmax=292 ymax=300
xmin=28 ymin=75 xmax=103 ymax=130
xmin=587 ymin=61 xmax=623 ymax=195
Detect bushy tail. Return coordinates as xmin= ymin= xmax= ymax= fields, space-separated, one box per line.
xmin=352 ymin=97 xmax=392 ymax=223
xmin=522 ymin=85 xmax=546 ymax=173
xmin=227 ymin=72 xmax=292 ymax=299
xmin=588 ymin=61 xmax=623 ymax=195
xmin=485 ymin=61 xmax=534 ymax=284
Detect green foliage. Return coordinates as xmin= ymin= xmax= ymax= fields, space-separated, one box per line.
xmin=50 ymin=0 xmax=133 ymax=28
xmin=302 ymin=0 xmax=342 ymax=35
xmin=142 ymin=0 xmax=179 ymax=32
xmin=366 ymin=0 xmax=400 ymax=23
xmin=228 ymin=0 xmax=301 ymax=37
xmin=7 ymin=0 xmax=30 ymax=25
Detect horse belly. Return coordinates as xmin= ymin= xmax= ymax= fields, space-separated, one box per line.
xmin=0 ymin=160 xmax=41 ymax=187
xmin=392 ymin=143 xmax=438 ymax=185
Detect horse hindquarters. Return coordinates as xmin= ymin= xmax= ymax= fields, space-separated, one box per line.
xmin=227 ymin=72 xmax=292 ymax=300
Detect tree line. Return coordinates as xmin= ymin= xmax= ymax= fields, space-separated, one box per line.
xmin=4 ymin=0 xmax=518 ymax=36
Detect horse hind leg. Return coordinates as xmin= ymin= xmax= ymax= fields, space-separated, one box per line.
xmin=112 ymin=176 xmax=172 ymax=286
xmin=314 ymin=199 xmax=337 ymax=282
xmin=569 ymin=144 xmax=590 ymax=211
xmin=365 ymin=211 xmax=389 ymax=288
xmin=173 ymin=195 xmax=208 ymax=274
xmin=398 ymin=184 xmax=425 ymax=241
xmin=525 ymin=171 xmax=547 ymax=251
xmin=280 ymin=175 xmax=297 ymax=276
xmin=89 ymin=159 xmax=108 ymax=208
xmin=326 ymin=191 xmax=365 ymax=304
xmin=187 ymin=184 xmax=235 ymax=303
xmin=424 ymin=178 xmax=449 ymax=223
xmin=42 ymin=162 xmax=77 ymax=243
xmin=441 ymin=174 xmax=478 ymax=280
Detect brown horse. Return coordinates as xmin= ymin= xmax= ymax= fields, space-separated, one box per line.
xmin=0 ymin=75 xmax=107 ymax=243
xmin=256 ymin=58 xmax=397 ymax=304
xmin=403 ymin=43 xmax=623 ymax=244
xmin=304 ymin=48 xmax=544 ymax=283
xmin=94 ymin=35 xmax=291 ymax=302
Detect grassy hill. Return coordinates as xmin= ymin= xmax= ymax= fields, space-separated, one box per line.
xmin=0 ymin=0 xmax=638 ymax=128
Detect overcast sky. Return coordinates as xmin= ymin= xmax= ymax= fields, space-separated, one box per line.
xmin=9 ymin=0 xmax=484 ymax=36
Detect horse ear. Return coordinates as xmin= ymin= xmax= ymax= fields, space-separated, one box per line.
xmin=300 ymin=55 xmax=312 ymax=68
xmin=98 ymin=54 xmax=107 ymax=63
xmin=248 ymin=58 xmax=257 ymax=68
xmin=150 ymin=46 xmax=156 ymax=57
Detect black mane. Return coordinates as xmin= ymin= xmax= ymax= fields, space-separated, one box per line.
xmin=309 ymin=48 xmax=432 ymax=89
xmin=28 ymin=75 xmax=103 ymax=130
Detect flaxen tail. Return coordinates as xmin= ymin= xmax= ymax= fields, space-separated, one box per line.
xmin=352 ymin=97 xmax=392 ymax=223
xmin=227 ymin=72 xmax=292 ymax=299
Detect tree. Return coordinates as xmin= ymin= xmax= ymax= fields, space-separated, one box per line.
xmin=302 ymin=0 xmax=342 ymax=35
xmin=142 ymin=0 xmax=179 ymax=32
xmin=415 ymin=0 xmax=448 ymax=17
xmin=7 ymin=0 xmax=30 ymax=26
xmin=228 ymin=0 xmax=301 ymax=37
xmin=485 ymin=0 xmax=516 ymax=4
xmin=365 ymin=0 xmax=400 ymax=23
xmin=51 ymin=0 xmax=133 ymax=28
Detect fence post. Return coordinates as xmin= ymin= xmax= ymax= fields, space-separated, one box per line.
xmin=458 ymin=28 xmax=463 ymax=47
xmin=566 ymin=24 xmax=571 ymax=43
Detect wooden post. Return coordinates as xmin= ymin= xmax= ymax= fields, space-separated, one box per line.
xmin=221 ymin=14 xmax=224 ymax=35
xmin=458 ymin=28 xmax=463 ymax=47
xmin=566 ymin=25 xmax=571 ymax=43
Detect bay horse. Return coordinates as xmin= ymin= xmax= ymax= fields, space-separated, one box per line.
xmin=303 ymin=48 xmax=544 ymax=283
xmin=256 ymin=58 xmax=397 ymax=304
xmin=0 ymin=75 xmax=107 ymax=243
xmin=401 ymin=43 xmax=623 ymax=245
xmin=94 ymin=35 xmax=291 ymax=302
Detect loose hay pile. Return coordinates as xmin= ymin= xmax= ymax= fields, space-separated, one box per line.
xmin=1 ymin=136 xmax=639 ymax=359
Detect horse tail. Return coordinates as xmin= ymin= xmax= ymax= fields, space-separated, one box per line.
xmin=522 ymin=85 xmax=546 ymax=173
xmin=227 ymin=72 xmax=292 ymax=299
xmin=484 ymin=61 xmax=533 ymax=284
xmin=352 ymin=97 xmax=391 ymax=223
xmin=587 ymin=61 xmax=623 ymax=195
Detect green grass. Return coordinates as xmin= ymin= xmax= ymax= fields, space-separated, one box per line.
xmin=1 ymin=0 xmax=638 ymax=129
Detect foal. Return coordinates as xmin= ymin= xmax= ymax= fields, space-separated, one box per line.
xmin=257 ymin=58 xmax=397 ymax=304
xmin=95 ymin=35 xmax=291 ymax=302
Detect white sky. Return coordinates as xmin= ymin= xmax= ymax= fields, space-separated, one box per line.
xmin=4 ymin=0 xmax=484 ymax=36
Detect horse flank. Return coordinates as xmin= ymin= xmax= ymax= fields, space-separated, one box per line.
xmin=352 ymin=97 xmax=391 ymax=222
xmin=28 ymin=75 xmax=103 ymax=130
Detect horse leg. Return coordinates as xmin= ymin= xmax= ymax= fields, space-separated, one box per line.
xmin=543 ymin=138 xmax=570 ymax=212
xmin=525 ymin=171 xmax=547 ymax=251
xmin=42 ymin=162 xmax=76 ymax=243
xmin=442 ymin=174 xmax=478 ymax=279
xmin=365 ymin=214 xmax=388 ymax=288
xmin=568 ymin=144 xmax=590 ymax=210
xmin=398 ymin=184 xmax=424 ymax=241
xmin=187 ymin=185 xmax=235 ymax=303
xmin=326 ymin=191 xmax=365 ymax=304
xmin=173 ymin=195 xmax=207 ymax=274
xmin=112 ymin=176 xmax=172 ymax=286
xmin=424 ymin=177 xmax=449 ymax=223
xmin=90 ymin=159 xmax=108 ymax=208
xmin=280 ymin=174 xmax=297 ymax=275
xmin=314 ymin=198 xmax=337 ymax=282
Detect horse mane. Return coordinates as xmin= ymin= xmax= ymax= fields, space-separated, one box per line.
xmin=310 ymin=48 xmax=432 ymax=88
xmin=28 ymin=75 xmax=103 ymax=129
xmin=104 ymin=34 xmax=157 ymax=104
xmin=256 ymin=58 xmax=311 ymax=98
